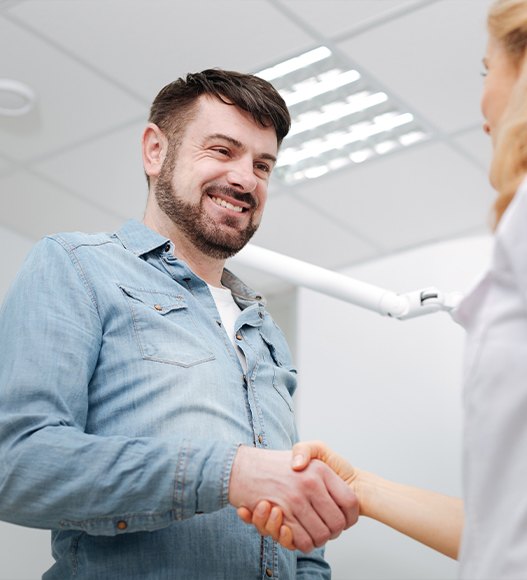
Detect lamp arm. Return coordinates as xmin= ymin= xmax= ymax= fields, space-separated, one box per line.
xmin=230 ymin=244 xmax=463 ymax=320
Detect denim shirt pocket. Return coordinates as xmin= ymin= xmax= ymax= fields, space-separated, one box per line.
xmin=259 ymin=324 xmax=297 ymax=413
xmin=119 ymin=285 xmax=215 ymax=367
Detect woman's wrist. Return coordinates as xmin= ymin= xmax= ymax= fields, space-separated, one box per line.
xmin=350 ymin=468 xmax=382 ymax=519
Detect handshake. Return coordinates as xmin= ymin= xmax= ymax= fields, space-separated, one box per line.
xmin=228 ymin=441 xmax=359 ymax=554
xmin=229 ymin=440 xmax=463 ymax=559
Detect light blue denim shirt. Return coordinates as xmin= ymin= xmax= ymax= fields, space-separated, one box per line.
xmin=0 ymin=220 xmax=329 ymax=580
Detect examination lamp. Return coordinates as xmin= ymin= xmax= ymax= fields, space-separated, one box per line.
xmin=231 ymin=244 xmax=463 ymax=320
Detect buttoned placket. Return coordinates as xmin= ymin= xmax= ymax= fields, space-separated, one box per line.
xmin=158 ymin=249 xmax=280 ymax=577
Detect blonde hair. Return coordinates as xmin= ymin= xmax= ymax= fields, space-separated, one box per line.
xmin=487 ymin=0 xmax=527 ymax=226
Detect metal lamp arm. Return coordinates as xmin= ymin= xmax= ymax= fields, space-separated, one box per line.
xmin=230 ymin=244 xmax=462 ymax=320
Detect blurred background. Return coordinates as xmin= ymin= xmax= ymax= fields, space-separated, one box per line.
xmin=0 ymin=1 xmax=495 ymax=578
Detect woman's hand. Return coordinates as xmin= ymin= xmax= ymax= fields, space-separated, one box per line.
xmin=291 ymin=440 xmax=358 ymax=487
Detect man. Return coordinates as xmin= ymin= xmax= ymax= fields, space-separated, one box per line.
xmin=0 ymin=69 xmax=358 ymax=579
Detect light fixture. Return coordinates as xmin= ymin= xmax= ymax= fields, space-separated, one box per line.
xmin=256 ymin=47 xmax=430 ymax=184
xmin=0 ymin=79 xmax=36 ymax=117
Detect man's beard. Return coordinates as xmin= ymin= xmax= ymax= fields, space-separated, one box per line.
xmin=154 ymin=158 xmax=260 ymax=260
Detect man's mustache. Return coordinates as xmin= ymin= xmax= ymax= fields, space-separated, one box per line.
xmin=204 ymin=185 xmax=257 ymax=209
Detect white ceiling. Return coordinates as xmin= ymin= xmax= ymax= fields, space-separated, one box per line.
xmin=0 ymin=0 xmax=495 ymax=296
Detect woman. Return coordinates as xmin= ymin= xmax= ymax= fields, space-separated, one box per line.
xmin=239 ymin=1 xmax=527 ymax=577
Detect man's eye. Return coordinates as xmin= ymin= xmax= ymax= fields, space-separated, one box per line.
xmin=255 ymin=163 xmax=270 ymax=174
xmin=214 ymin=148 xmax=230 ymax=156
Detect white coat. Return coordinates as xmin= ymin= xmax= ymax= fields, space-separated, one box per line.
xmin=454 ymin=176 xmax=527 ymax=579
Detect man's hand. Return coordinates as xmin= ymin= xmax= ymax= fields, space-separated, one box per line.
xmin=229 ymin=445 xmax=359 ymax=553
xmin=238 ymin=500 xmax=296 ymax=549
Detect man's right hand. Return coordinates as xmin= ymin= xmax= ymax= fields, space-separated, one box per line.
xmin=228 ymin=445 xmax=359 ymax=553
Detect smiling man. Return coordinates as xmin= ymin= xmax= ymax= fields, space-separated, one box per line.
xmin=0 ymin=69 xmax=358 ymax=580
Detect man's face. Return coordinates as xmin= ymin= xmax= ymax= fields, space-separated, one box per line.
xmin=154 ymin=95 xmax=278 ymax=259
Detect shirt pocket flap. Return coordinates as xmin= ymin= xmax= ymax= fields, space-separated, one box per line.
xmin=259 ymin=324 xmax=296 ymax=372
xmin=119 ymin=286 xmax=187 ymax=314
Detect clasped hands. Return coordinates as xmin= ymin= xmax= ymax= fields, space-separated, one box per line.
xmin=229 ymin=441 xmax=358 ymax=553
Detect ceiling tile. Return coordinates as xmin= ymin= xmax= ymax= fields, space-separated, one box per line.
xmin=0 ymin=225 xmax=36 ymax=299
xmin=276 ymin=0 xmax=413 ymax=39
xmin=0 ymin=155 xmax=12 ymax=175
xmin=0 ymin=171 xmax=123 ymax=241
xmin=34 ymin=121 xmax=146 ymax=221
xmin=0 ymin=1 xmax=22 ymax=9
xmin=10 ymin=0 xmax=315 ymax=102
xmin=297 ymin=141 xmax=495 ymax=251
xmin=249 ymin=192 xmax=378 ymax=267
xmin=337 ymin=0 xmax=492 ymax=133
xmin=0 ymin=14 xmax=145 ymax=162
xmin=452 ymin=128 xmax=493 ymax=174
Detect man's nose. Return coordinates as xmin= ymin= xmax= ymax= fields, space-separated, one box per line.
xmin=226 ymin=160 xmax=258 ymax=193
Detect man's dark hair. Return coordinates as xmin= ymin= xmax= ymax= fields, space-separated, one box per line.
xmin=149 ymin=68 xmax=291 ymax=149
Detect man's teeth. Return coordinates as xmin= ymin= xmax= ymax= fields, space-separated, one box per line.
xmin=211 ymin=196 xmax=243 ymax=213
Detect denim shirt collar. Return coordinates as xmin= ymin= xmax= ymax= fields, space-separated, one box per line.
xmin=222 ymin=269 xmax=267 ymax=309
xmin=114 ymin=220 xmax=266 ymax=309
xmin=114 ymin=219 xmax=169 ymax=257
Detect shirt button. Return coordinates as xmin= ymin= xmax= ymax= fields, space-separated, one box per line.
xmin=258 ymin=434 xmax=263 ymax=444
xmin=265 ymin=568 xmax=273 ymax=577
xmin=236 ymin=333 xmax=242 ymax=341
xmin=116 ymin=520 xmax=128 ymax=530
xmin=164 ymin=243 xmax=171 ymax=252
xmin=154 ymin=304 xmax=163 ymax=311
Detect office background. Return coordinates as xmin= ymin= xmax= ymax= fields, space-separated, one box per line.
xmin=0 ymin=1 xmax=495 ymax=578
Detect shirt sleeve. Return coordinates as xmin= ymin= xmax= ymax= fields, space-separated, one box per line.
xmin=0 ymin=236 xmax=238 ymax=536
xmin=296 ymin=546 xmax=331 ymax=579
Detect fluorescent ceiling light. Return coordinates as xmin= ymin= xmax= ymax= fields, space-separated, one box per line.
xmin=350 ymin=149 xmax=375 ymax=164
xmin=255 ymin=46 xmax=431 ymax=184
xmin=399 ymin=131 xmax=427 ymax=146
xmin=375 ymin=140 xmax=398 ymax=155
xmin=288 ymin=91 xmax=388 ymax=137
xmin=257 ymin=46 xmax=331 ymax=81
xmin=277 ymin=112 xmax=415 ymax=167
xmin=282 ymin=69 xmax=361 ymax=106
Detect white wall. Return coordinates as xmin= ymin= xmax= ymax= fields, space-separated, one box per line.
xmin=295 ymin=234 xmax=493 ymax=580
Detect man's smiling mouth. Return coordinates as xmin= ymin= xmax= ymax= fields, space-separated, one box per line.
xmin=210 ymin=196 xmax=244 ymax=213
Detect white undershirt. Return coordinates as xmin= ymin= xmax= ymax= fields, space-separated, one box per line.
xmin=207 ymin=284 xmax=247 ymax=371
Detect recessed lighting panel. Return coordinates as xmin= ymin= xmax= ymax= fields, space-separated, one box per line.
xmin=256 ymin=47 xmax=430 ymax=184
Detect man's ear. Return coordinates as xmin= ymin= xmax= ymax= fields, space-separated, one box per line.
xmin=142 ymin=123 xmax=169 ymax=179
